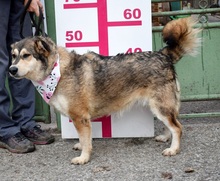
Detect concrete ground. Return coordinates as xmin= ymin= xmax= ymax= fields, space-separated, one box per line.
xmin=0 ymin=101 xmax=220 ymax=181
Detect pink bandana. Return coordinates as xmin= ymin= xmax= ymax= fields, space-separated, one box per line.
xmin=31 ymin=57 xmax=61 ymax=103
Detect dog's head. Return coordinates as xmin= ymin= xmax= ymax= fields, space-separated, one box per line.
xmin=9 ymin=36 xmax=57 ymax=81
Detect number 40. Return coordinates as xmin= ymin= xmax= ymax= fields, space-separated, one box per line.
xmin=126 ymin=48 xmax=142 ymax=54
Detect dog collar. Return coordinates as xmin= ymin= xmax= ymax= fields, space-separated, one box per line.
xmin=31 ymin=56 xmax=61 ymax=103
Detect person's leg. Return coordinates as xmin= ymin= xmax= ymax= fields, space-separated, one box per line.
xmin=0 ymin=0 xmax=21 ymax=139
xmin=0 ymin=0 xmax=35 ymax=153
xmin=7 ymin=0 xmax=37 ymax=131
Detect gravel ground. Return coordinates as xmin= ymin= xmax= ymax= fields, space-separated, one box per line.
xmin=0 ymin=101 xmax=220 ymax=181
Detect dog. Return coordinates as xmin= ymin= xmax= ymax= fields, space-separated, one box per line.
xmin=9 ymin=17 xmax=200 ymax=164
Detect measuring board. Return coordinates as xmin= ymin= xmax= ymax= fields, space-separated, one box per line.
xmin=54 ymin=0 xmax=154 ymax=138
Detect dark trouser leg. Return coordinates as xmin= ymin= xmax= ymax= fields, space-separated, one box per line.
xmin=0 ymin=0 xmax=36 ymax=138
xmin=8 ymin=0 xmax=37 ymax=130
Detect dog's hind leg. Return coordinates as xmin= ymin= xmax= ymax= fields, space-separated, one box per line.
xmin=70 ymin=116 xmax=92 ymax=165
xmin=159 ymin=114 xmax=182 ymax=156
xmin=149 ymin=93 xmax=182 ymax=156
xmin=73 ymin=142 xmax=82 ymax=150
xmin=155 ymin=127 xmax=171 ymax=142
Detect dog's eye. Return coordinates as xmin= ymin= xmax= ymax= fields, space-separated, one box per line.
xmin=23 ymin=54 xmax=31 ymax=59
xmin=12 ymin=54 xmax=16 ymax=59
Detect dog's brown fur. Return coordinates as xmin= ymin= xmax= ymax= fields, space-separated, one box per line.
xmin=9 ymin=17 xmax=200 ymax=164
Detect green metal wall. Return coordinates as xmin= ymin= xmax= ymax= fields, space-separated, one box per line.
xmin=45 ymin=1 xmax=56 ymax=42
xmin=34 ymin=92 xmax=51 ymax=123
xmin=153 ymin=28 xmax=220 ymax=101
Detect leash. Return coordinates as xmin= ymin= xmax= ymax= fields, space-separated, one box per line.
xmin=20 ymin=0 xmax=47 ymax=38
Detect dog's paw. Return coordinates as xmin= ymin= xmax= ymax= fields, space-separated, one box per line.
xmin=71 ymin=156 xmax=89 ymax=165
xmin=155 ymin=135 xmax=170 ymax=142
xmin=73 ymin=143 xmax=82 ymax=150
xmin=162 ymin=148 xmax=179 ymax=156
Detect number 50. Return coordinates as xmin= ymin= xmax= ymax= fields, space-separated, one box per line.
xmin=66 ymin=31 xmax=83 ymax=41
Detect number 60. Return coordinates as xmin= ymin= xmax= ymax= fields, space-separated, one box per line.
xmin=124 ymin=8 xmax=141 ymax=19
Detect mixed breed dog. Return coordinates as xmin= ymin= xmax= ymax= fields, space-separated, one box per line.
xmin=9 ymin=17 xmax=200 ymax=164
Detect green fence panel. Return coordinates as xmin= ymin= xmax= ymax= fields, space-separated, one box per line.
xmin=153 ymin=28 xmax=220 ymax=101
xmin=45 ymin=0 xmax=56 ymax=42
xmin=34 ymin=92 xmax=51 ymax=123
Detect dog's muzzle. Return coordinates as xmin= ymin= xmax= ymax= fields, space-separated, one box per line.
xmin=9 ymin=66 xmax=18 ymax=76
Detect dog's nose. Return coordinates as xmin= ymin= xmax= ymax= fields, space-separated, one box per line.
xmin=9 ymin=66 xmax=18 ymax=75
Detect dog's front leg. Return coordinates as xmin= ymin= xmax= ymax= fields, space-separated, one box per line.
xmin=71 ymin=118 xmax=92 ymax=165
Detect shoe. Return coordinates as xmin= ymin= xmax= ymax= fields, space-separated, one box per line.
xmin=0 ymin=132 xmax=35 ymax=153
xmin=22 ymin=125 xmax=55 ymax=145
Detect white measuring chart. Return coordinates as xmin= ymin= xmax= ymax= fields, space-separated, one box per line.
xmin=55 ymin=0 xmax=154 ymax=138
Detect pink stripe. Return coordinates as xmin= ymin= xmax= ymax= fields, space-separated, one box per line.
xmin=97 ymin=0 xmax=108 ymax=55
xmin=69 ymin=116 xmax=112 ymax=138
xmin=107 ymin=21 xmax=142 ymax=27
xmin=93 ymin=116 xmax=112 ymax=138
xmin=63 ymin=3 xmax=97 ymax=9
xmin=66 ymin=42 xmax=99 ymax=48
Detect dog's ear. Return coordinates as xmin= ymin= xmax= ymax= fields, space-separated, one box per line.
xmin=11 ymin=42 xmax=18 ymax=50
xmin=34 ymin=37 xmax=51 ymax=57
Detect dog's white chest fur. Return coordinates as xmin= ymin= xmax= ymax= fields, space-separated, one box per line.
xmin=50 ymin=94 xmax=69 ymax=117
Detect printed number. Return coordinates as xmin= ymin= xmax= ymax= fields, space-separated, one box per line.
xmin=66 ymin=31 xmax=83 ymax=41
xmin=124 ymin=9 xmax=141 ymax=19
xmin=126 ymin=48 xmax=142 ymax=54
xmin=65 ymin=0 xmax=80 ymax=2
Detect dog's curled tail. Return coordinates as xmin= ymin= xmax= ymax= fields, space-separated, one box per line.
xmin=162 ymin=17 xmax=201 ymax=63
